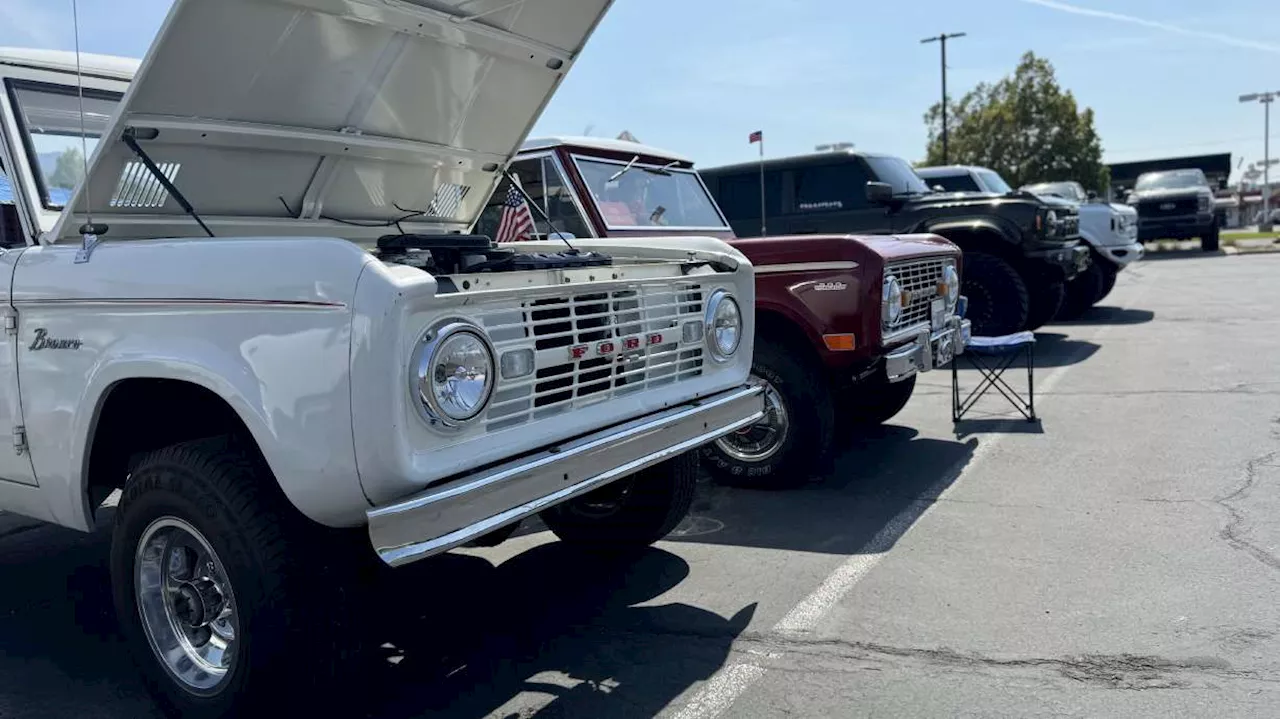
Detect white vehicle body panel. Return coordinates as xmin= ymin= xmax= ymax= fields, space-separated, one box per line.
xmin=9 ymin=238 xmax=370 ymax=529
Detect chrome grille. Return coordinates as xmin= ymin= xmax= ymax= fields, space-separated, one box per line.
xmin=479 ymin=283 xmax=706 ymax=430
xmin=885 ymin=258 xmax=948 ymax=333
xmin=1059 ymin=215 xmax=1080 ymax=238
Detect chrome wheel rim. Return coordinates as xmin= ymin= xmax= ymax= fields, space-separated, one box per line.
xmin=135 ymin=517 xmax=239 ymax=695
xmin=714 ymin=376 xmax=789 ymax=463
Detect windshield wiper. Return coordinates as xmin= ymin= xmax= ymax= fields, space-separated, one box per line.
xmin=642 ymin=160 xmax=680 ymax=177
xmin=608 ymin=155 xmax=640 ymax=182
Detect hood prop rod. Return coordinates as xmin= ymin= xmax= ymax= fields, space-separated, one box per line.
xmin=121 ymin=128 xmax=214 ymax=238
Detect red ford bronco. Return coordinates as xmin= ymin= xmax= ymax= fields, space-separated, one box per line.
xmin=480 ymin=137 xmax=970 ymax=486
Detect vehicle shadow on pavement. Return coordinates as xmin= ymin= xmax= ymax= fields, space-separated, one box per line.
xmin=0 ymin=514 xmax=163 ymax=718
xmin=1052 ymin=306 xmax=1155 ymax=326
xmin=665 ymin=426 xmax=976 ymax=557
xmin=356 ymin=544 xmax=755 ymax=719
xmin=1024 ymin=332 xmax=1100 ymax=367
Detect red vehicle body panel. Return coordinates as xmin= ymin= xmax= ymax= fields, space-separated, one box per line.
xmin=514 ymin=140 xmax=961 ymax=378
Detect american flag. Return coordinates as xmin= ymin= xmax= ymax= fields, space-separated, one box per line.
xmin=748 ymin=130 xmax=763 ymax=144
xmin=494 ymin=178 xmax=534 ymax=243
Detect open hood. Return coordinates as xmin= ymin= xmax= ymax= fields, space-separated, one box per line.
xmin=50 ymin=0 xmax=612 ymax=244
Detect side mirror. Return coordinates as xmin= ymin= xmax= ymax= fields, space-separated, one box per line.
xmin=866 ymin=181 xmax=894 ymax=206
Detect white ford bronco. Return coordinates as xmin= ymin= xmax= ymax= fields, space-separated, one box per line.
xmin=0 ymin=0 xmax=762 ymax=715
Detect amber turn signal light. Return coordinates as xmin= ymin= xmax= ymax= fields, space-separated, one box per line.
xmin=823 ymin=333 xmax=857 ymax=351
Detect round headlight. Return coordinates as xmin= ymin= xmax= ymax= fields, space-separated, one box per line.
xmin=705 ymin=291 xmax=742 ymax=360
xmin=414 ymin=322 xmax=494 ymax=426
xmin=1045 ymin=210 xmax=1058 ymax=231
xmin=942 ymin=264 xmax=960 ymax=307
xmin=883 ymin=275 xmax=903 ymax=326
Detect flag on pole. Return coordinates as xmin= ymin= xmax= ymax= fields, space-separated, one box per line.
xmin=494 ymin=178 xmax=535 ymax=243
xmin=748 ymin=130 xmax=763 ymax=144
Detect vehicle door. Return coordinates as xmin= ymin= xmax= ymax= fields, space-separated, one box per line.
xmin=786 ymin=160 xmax=889 ymax=235
xmin=0 ymin=145 xmax=36 ymax=487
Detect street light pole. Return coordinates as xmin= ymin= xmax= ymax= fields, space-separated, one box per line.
xmin=1240 ymin=91 xmax=1277 ymax=228
xmin=921 ymin=32 xmax=966 ymax=165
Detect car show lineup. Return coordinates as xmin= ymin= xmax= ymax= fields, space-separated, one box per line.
xmin=0 ymin=0 xmax=1183 ymax=716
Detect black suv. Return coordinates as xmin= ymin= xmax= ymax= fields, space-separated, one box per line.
xmin=700 ymin=150 xmax=1089 ymax=336
xmin=1126 ymin=168 xmax=1219 ymax=252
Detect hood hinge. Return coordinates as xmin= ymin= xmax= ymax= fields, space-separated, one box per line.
xmin=3 ymin=308 xmax=17 ymax=336
xmin=13 ymin=425 xmax=26 ymax=456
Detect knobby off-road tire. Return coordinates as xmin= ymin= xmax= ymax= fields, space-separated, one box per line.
xmin=959 ymin=252 xmax=1030 ymax=337
xmin=541 ymin=451 xmax=698 ymax=552
xmin=700 ymin=340 xmax=834 ymax=489
xmin=843 ymin=374 xmax=917 ymax=430
xmin=1057 ymin=258 xmax=1110 ymax=321
xmin=1024 ymin=279 xmax=1066 ymax=331
xmin=110 ymin=437 xmax=362 ymax=719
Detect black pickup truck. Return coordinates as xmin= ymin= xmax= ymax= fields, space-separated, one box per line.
xmin=1126 ymin=168 xmax=1219 ymax=252
xmin=700 ymin=150 xmax=1089 ymax=336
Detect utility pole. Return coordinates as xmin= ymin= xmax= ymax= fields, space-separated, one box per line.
xmin=921 ymin=32 xmax=966 ymax=165
xmin=1240 ymin=91 xmax=1276 ymax=229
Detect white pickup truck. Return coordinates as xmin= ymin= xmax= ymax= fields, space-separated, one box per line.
xmin=0 ymin=0 xmax=762 ymax=715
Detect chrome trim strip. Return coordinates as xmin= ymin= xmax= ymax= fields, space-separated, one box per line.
xmin=755 ymin=261 xmax=858 ymax=275
xmin=367 ymin=384 xmax=765 ymax=567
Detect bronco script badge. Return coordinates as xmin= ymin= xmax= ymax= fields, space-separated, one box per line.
xmin=29 ymin=328 xmax=83 ymax=351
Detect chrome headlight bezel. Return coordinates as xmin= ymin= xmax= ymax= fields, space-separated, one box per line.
xmin=882 ymin=274 xmax=903 ymax=326
xmin=942 ymin=263 xmax=961 ymax=308
xmin=410 ymin=320 xmax=496 ymax=430
xmin=705 ymin=290 xmax=743 ymax=362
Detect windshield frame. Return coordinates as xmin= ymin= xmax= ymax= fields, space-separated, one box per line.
xmin=569 ymin=153 xmax=731 ymax=231
xmin=864 ymin=155 xmax=932 ymax=196
xmin=1134 ymin=170 xmax=1208 ymax=191
xmin=5 ymin=78 xmax=123 ymax=212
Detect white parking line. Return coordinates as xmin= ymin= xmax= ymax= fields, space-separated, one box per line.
xmin=668 ymin=335 xmax=1100 ymax=719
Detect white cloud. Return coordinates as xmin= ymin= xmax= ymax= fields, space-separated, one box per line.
xmin=1013 ymin=0 xmax=1280 ymax=54
xmin=0 ymin=0 xmax=68 ymax=48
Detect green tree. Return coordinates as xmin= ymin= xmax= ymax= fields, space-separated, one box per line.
xmin=48 ymin=146 xmax=85 ymax=190
xmin=923 ymin=52 xmax=1107 ymax=191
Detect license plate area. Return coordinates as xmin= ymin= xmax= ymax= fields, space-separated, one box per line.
xmin=932 ymin=329 xmax=956 ymax=367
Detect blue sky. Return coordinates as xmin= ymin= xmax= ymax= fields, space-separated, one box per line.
xmin=3 ymin=0 xmax=1276 ymax=182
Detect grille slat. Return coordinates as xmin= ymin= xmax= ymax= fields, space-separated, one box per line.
xmin=477 ymin=283 xmax=705 ymax=430
xmin=885 ymin=258 xmax=948 ymax=333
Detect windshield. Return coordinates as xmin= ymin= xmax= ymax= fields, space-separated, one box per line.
xmin=574 ymin=157 xmax=727 ymax=229
xmin=10 ymin=82 xmax=121 ymax=210
xmin=1135 ymin=169 xmax=1207 ymax=191
xmin=864 ymin=156 xmax=931 ymax=195
xmin=1023 ymin=181 xmax=1084 ymax=201
xmin=976 ymin=169 xmax=1013 ymax=194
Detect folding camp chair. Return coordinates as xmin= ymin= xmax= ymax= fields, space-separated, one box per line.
xmin=951 ymin=330 xmax=1037 ymax=423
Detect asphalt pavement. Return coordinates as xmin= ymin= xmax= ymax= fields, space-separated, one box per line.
xmin=4 ymin=250 xmax=1280 ymax=718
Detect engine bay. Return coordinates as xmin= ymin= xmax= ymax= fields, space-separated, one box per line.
xmin=375 ymin=234 xmax=612 ymax=275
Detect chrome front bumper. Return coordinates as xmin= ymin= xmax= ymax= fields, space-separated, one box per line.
xmin=367 ymin=384 xmax=766 ymax=567
xmin=884 ymin=316 xmax=970 ymax=382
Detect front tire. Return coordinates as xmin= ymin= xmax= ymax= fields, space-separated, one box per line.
xmin=1202 ymin=227 xmax=1220 ymax=252
xmin=959 ymin=252 xmax=1030 ymax=336
xmin=1095 ymin=262 xmax=1119 ymax=303
xmin=1056 ymin=258 xmax=1108 ymax=320
xmin=700 ymin=340 xmax=834 ymax=488
xmin=843 ymin=373 xmax=917 ymax=429
xmin=1024 ymin=279 xmax=1065 ymax=331
xmin=541 ymin=452 xmax=697 ymax=551
xmin=111 ymin=437 xmax=356 ymax=719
